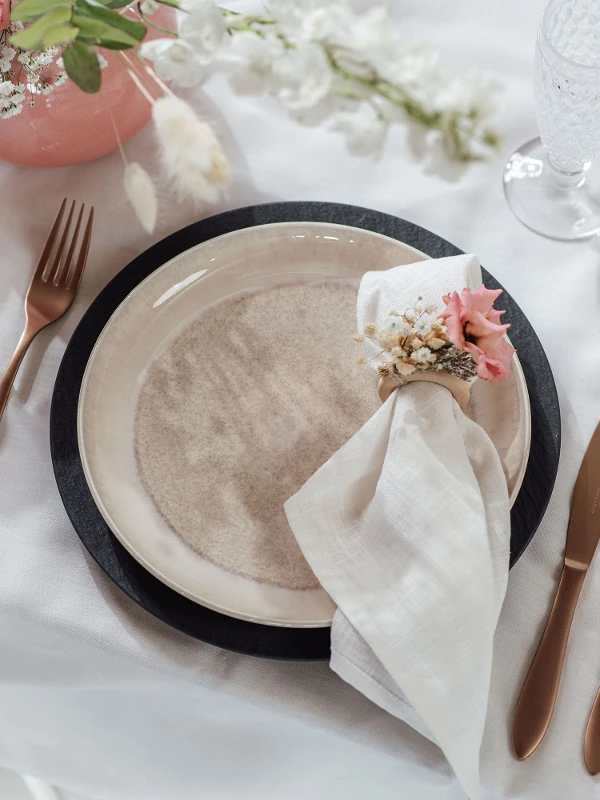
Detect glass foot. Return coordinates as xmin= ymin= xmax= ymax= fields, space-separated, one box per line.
xmin=503 ymin=137 xmax=600 ymax=241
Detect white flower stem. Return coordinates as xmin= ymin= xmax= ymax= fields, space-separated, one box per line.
xmin=99 ymin=91 xmax=128 ymax=167
xmin=133 ymin=52 xmax=176 ymax=99
xmin=136 ymin=3 xmax=178 ymax=35
xmin=116 ymin=52 xmax=157 ymax=104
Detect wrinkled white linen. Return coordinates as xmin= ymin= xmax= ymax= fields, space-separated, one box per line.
xmin=1 ymin=1 xmax=598 ymax=798
xmin=286 ymin=256 xmax=511 ymax=799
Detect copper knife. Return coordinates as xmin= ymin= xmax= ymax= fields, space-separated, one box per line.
xmin=513 ymin=421 xmax=600 ymax=760
xmin=585 ymin=688 xmax=600 ymax=774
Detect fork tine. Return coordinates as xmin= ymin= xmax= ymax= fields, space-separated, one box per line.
xmin=67 ymin=206 xmax=93 ymax=292
xmin=48 ymin=200 xmax=76 ymax=285
xmin=59 ymin=203 xmax=85 ymax=288
xmin=34 ymin=198 xmax=67 ymax=281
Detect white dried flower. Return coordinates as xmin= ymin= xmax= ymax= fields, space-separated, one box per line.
xmin=124 ymin=162 xmax=158 ymax=233
xmin=429 ymin=337 xmax=447 ymax=351
xmin=140 ymin=39 xmax=207 ymax=88
xmin=141 ymin=0 xmax=159 ymax=13
xmin=363 ymin=323 xmax=377 ymax=336
xmin=353 ymin=333 xmax=365 ymax=342
xmin=0 ymin=104 xmax=22 ymax=119
xmin=97 ymin=54 xmax=109 ymax=69
xmin=396 ymin=361 xmax=416 ymax=376
xmin=0 ymin=46 xmax=15 ymax=72
xmin=152 ymin=95 xmax=231 ymax=204
xmin=414 ymin=317 xmax=432 ymax=336
xmin=412 ymin=346 xmax=435 ymax=364
xmin=385 ymin=317 xmax=408 ymax=335
xmin=391 ymin=346 xmax=405 ymax=357
xmin=377 ymin=331 xmax=396 ymax=350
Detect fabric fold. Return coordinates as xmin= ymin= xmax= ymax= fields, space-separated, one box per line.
xmin=284 ymin=255 xmax=511 ymax=800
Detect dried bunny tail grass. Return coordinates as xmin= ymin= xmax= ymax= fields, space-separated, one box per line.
xmin=152 ymin=96 xmax=231 ymax=204
xmin=124 ymin=163 xmax=158 ymax=233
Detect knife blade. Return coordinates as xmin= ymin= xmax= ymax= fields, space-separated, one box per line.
xmin=513 ymin=421 xmax=600 ymax=760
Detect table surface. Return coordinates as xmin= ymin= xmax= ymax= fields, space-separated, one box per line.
xmin=2 ymin=1 xmax=599 ymax=798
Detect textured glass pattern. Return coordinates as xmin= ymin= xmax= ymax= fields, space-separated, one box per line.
xmin=535 ymin=0 xmax=600 ymax=172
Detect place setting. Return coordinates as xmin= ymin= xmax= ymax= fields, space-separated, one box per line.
xmin=3 ymin=0 xmax=600 ymax=798
xmin=45 ymin=200 xmax=559 ymax=797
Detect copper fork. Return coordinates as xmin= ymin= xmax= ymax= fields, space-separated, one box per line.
xmin=0 ymin=199 xmax=94 ymax=425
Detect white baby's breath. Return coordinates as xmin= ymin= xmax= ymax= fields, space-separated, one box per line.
xmin=357 ymin=298 xmax=478 ymax=388
xmin=412 ymin=346 xmax=435 ymax=364
xmin=0 ymin=46 xmax=15 ymax=72
xmin=396 ymin=361 xmax=416 ymax=376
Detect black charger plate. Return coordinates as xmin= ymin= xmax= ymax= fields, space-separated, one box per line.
xmin=50 ymin=202 xmax=561 ymax=660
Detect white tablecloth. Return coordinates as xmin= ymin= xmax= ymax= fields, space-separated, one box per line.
xmin=2 ymin=1 xmax=600 ymax=798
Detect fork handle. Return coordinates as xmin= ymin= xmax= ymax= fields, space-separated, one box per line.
xmin=0 ymin=324 xmax=39 ymax=424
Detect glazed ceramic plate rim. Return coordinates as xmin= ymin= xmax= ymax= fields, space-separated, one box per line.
xmin=77 ymin=220 xmax=531 ymax=628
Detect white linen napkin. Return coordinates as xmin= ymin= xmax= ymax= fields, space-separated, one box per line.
xmin=284 ymin=255 xmax=510 ymax=800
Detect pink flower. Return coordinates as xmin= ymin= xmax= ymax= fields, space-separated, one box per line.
xmin=439 ymin=285 xmax=515 ymax=383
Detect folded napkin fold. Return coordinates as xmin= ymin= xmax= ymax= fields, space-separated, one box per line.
xmin=284 ymin=255 xmax=510 ymax=800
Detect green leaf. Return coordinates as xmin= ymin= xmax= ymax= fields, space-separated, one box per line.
xmin=62 ymin=41 xmax=101 ymax=92
xmin=42 ymin=22 xmax=79 ymax=47
xmin=90 ymin=0 xmax=134 ymax=6
xmin=72 ymin=12 xmax=140 ymax=45
xmin=104 ymin=0 xmax=136 ymax=8
xmin=11 ymin=0 xmax=69 ymax=22
xmin=11 ymin=4 xmax=71 ymax=48
xmin=93 ymin=38 xmax=137 ymax=49
xmin=74 ymin=0 xmax=146 ymax=41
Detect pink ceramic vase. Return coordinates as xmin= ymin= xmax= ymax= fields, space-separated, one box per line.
xmin=0 ymin=9 xmax=175 ymax=168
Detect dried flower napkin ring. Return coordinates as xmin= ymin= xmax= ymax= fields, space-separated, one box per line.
xmin=356 ymin=285 xmax=515 ymax=408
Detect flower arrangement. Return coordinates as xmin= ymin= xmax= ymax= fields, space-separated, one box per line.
xmin=357 ymin=285 xmax=515 ymax=388
xmin=3 ymin=0 xmax=504 ymax=231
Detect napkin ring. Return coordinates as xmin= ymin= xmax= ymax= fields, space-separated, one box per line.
xmin=378 ymin=370 xmax=471 ymax=409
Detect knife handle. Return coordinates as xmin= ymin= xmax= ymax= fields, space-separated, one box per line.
xmin=585 ymin=687 xmax=600 ymax=774
xmin=512 ymin=563 xmax=586 ymax=760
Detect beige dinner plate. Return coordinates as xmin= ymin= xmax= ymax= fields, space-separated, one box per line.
xmin=78 ymin=222 xmax=531 ymax=628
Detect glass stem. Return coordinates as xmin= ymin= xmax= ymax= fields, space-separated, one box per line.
xmin=546 ymin=154 xmax=589 ymax=190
